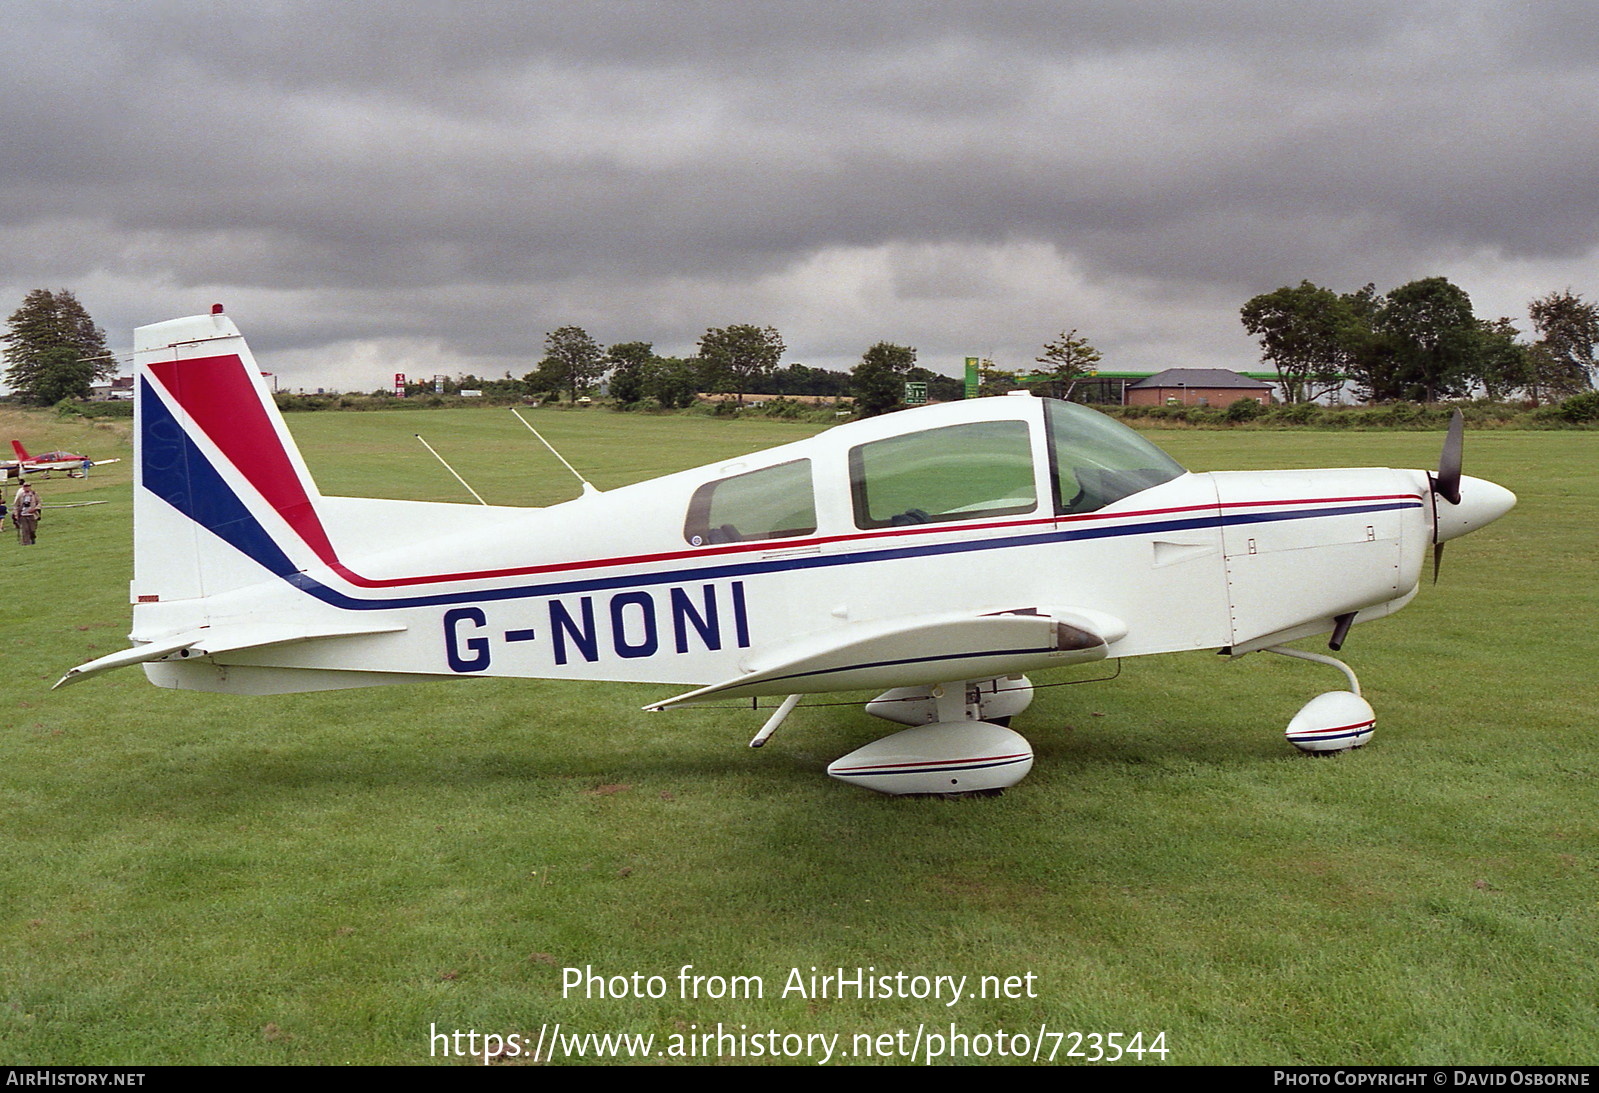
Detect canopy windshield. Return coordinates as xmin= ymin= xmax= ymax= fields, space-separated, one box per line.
xmin=1044 ymin=400 xmax=1186 ymax=514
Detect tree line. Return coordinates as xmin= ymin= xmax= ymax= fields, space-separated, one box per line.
xmin=404 ymin=324 xmax=842 ymax=407
xmin=490 ymin=325 xmax=969 ymax=414
xmin=0 ymin=291 xmax=972 ymax=412
xmin=1240 ymin=278 xmax=1598 ymax=404
xmin=8 ymin=281 xmax=1597 ymax=414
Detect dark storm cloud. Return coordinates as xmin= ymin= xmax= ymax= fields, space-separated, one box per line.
xmin=1 ymin=1 xmax=1595 ymax=384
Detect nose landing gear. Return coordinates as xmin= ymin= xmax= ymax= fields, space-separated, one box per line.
xmin=1265 ymin=646 xmax=1375 ymax=754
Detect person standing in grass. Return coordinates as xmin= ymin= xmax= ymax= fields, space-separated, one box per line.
xmin=14 ymin=482 xmax=40 ymax=545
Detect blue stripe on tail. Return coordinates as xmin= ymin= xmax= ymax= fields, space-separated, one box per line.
xmin=140 ymin=377 xmax=301 ymax=580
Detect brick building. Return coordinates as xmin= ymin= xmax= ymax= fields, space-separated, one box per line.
xmin=1124 ymin=368 xmax=1274 ymax=408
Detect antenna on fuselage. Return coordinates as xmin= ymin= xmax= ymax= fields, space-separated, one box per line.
xmin=414 ymin=434 xmax=488 ymax=505
xmin=510 ymin=408 xmax=600 ymax=496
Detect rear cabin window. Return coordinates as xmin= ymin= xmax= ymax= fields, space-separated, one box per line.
xmin=684 ymin=459 xmax=817 ymax=545
xmin=849 ymin=420 xmax=1036 ymax=529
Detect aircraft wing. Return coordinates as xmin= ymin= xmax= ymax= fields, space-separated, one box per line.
xmin=646 ymin=607 xmax=1127 ymax=710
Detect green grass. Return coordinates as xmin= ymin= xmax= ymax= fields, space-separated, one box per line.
xmin=2 ymin=408 xmax=1595 ymax=1065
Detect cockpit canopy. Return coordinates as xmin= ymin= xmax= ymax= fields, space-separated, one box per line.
xmin=684 ymin=398 xmax=1186 ymax=545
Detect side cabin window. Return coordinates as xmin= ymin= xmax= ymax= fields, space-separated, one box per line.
xmin=685 ymin=459 xmax=817 ymax=545
xmin=850 ymin=420 xmax=1036 ymax=529
xmin=1044 ymin=399 xmax=1185 ymax=515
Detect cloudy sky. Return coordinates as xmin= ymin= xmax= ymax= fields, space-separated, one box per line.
xmin=2 ymin=1 xmax=1595 ymax=391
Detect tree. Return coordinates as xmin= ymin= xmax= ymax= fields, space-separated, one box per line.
xmin=1239 ymin=282 xmax=1358 ymax=404
xmin=453 ymin=372 xmax=527 ymax=398
xmin=1528 ymin=289 xmax=1599 ymax=394
xmin=603 ymin=341 xmax=659 ymax=404
xmin=1374 ymin=277 xmax=1481 ymax=402
xmin=1520 ymin=343 xmax=1589 ymax=403
xmin=697 ymin=324 xmax=784 ymax=404
xmin=1475 ymin=318 xmax=1533 ymax=402
xmin=4 ymin=288 xmax=113 ymax=405
xmin=526 ymin=326 xmax=604 ymax=403
xmin=645 ymin=357 xmax=698 ymax=409
xmin=1338 ymin=284 xmax=1400 ymax=402
xmin=763 ymin=363 xmax=851 ymax=398
xmin=1244 ymin=279 xmax=1566 ymax=406
xmin=908 ymin=366 xmax=963 ymax=403
xmin=26 ymin=346 xmax=97 ymax=403
xmin=596 ymin=342 xmax=704 ymax=409
xmin=1030 ymin=328 xmax=1102 ymax=401
xmin=851 ymin=342 xmax=917 ymax=417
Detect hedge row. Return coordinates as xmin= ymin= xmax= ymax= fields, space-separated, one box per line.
xmin=1108 ymin=392 xmax=1599 ymax=429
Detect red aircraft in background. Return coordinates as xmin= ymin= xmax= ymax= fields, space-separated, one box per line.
xmin=3 ymin=440 xmax=121 ymax=479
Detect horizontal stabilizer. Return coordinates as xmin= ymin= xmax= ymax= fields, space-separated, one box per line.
xmin=55 ymin=620 xmax=407 ymax=689
xmin=52 ymin=635 xmax=201 ymax=688
xmin=646 ymin=607 xmax=1125 ymax=709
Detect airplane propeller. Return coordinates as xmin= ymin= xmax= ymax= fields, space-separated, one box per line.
xmin=1430 ymin=409 xmax=1465 ymax=582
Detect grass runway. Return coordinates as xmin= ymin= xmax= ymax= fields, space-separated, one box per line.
xmin=2 ymin=407 xmax=1595 ymax=1065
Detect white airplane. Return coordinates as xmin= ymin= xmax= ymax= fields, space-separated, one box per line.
xmin=57 ymin=308 xmax=1516 ymax=795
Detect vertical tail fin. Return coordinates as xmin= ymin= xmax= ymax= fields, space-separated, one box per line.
xmin=58 ymin=309 xmax=423 ymax=692
xmin=133 ymin=309 xmax=334 ymax=607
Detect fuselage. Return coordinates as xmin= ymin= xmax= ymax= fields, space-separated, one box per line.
xmin=129 ymin=378 xmax=1504 ymax=697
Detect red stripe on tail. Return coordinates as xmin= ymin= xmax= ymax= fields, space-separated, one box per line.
xmin=147 ymin=355 xmax=338 ymax=565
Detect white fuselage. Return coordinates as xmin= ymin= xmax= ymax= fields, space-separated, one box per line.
xmin=128 ymin=385 xmax=1450 ymax=698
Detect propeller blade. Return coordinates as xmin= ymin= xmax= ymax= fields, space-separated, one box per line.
xmin=1432 ymin=541 xmax=1445 ymax=584
xmin=1434 ymin=409 xmax=1463 ymax=506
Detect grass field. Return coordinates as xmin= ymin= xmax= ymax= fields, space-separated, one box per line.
xmin=2 ymin=407 xmax=1595 ymax=1065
